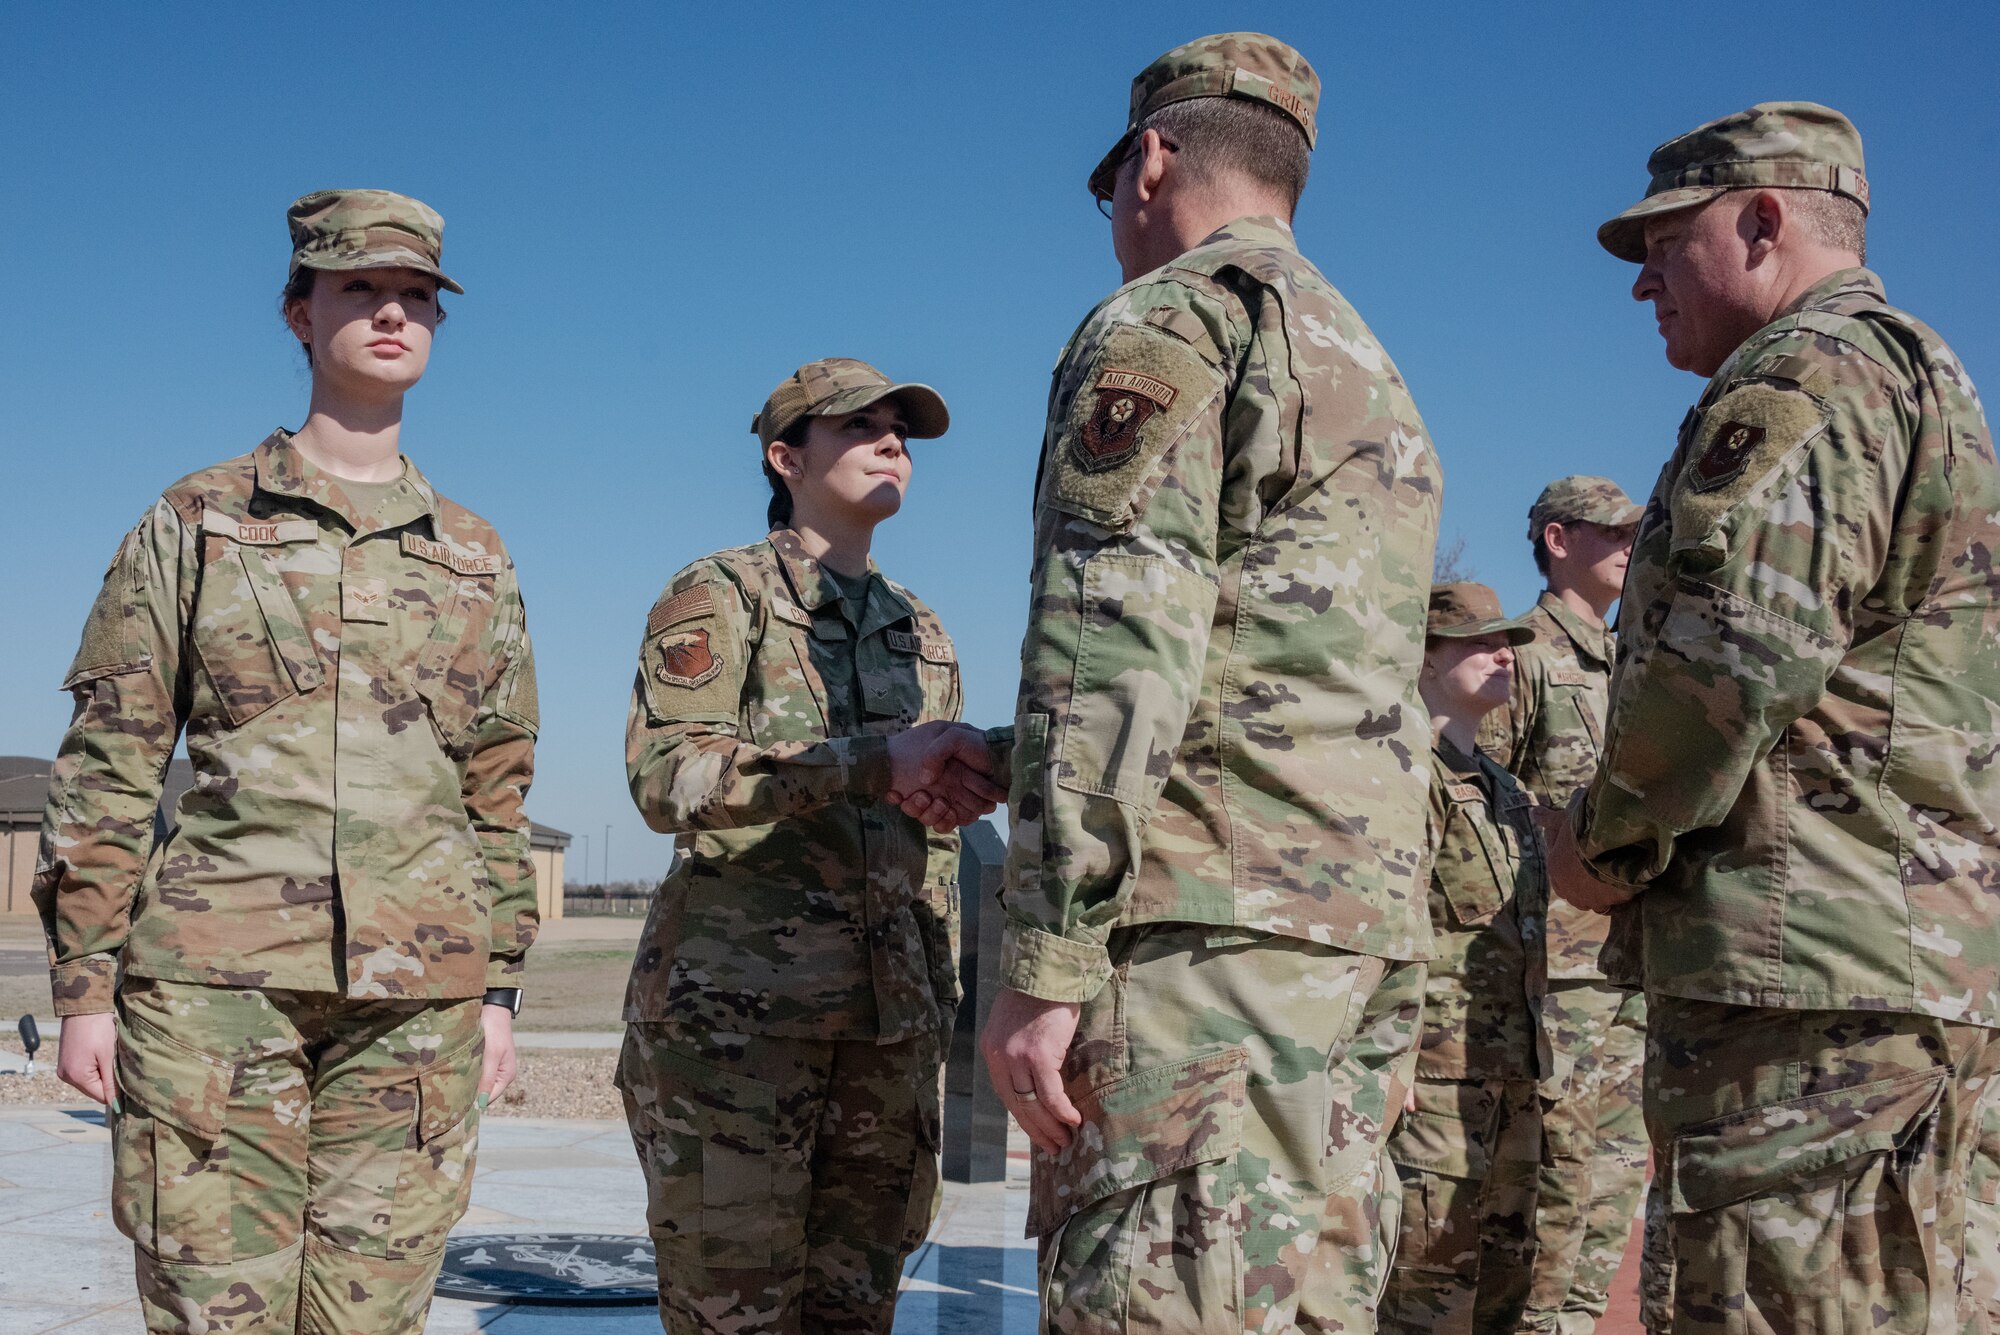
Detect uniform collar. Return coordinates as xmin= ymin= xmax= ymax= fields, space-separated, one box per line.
xmin=1434 ymin=734 xmax=1484 ymax=780
xmin=1191 ymin=213 xmax=1297 ymax=255
xmin=1779 ymin=265 xmax=1885 ymax=319
xmin=253 ymin=429 xmax=438 ymax=536
xmin=1536 ymin=590 xmax=1614 ymax=667
xmin=766 ymin=528 xmax=914 ymax=635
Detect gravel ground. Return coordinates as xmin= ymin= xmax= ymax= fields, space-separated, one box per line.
xmin=0 ymin=1033 xmax=73 ymax=1106
xmin=0 ymin=1034 xmax=624 ymax=1121
xmin=488 ymin=1046 xmax=623 ymax=1120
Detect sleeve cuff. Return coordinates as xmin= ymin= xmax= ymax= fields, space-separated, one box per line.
xmin=50 ymin=956 xmax=118 ymax=1016
xmin=1569 ymin=788 xmax=1651 ymax=894
xmin=998 ymin=923 xmax=1113 ymax=1003
xmin=833 ymin=734 xmax=892 ymax=800
xmin=982 ymin=725 xmax=1016 ymax=778
xmin=485 ymin=954 xmax=526 ymax=988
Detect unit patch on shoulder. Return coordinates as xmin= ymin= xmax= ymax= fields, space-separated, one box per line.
xmin=1692 ymin=421 xmax=1767 ymax=492
xmin=1074 ymin=368 xmax=1178 ymax=474
xmin=655 ymin=628 xmax=721 ymax=689
xmin=649 ymin=584 xmax=714 ymax=635
xmin=1050 ymin=322 xmax=1221 ymax=530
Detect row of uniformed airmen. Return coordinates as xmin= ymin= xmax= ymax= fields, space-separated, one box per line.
xmin=32 ymin=26 xmax=2000 ymax=1335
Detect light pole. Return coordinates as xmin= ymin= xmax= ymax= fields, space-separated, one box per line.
xmin=604 ymin=825 xmax=612 ymax=887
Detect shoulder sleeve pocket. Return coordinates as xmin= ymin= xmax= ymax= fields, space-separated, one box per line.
xmin=640 ymin=579 xmax=746 ymax=724
xmin=64 ymin=525 xmax=153 ymax=688
xmin=1049 ymin=323 xmax=1223 ymax=531
xmin=1670 ymin=381 xmax=1830 ymax=567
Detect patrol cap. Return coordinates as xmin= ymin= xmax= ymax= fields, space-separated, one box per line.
xmin=1598 ymin=101 xmax=1869 ymax=263
xmin=1088 ymin=32 xmax=1320 ymax=201
xmin=1527 ymin=476 xmax=1643 ymax=543
xmin=287 ymin=189 xmax=463 ymax=295
xmin=752 ymin=358 xmax=950 ymax=448
xmin=1428 ymin=583 xmax=1535 ymax=645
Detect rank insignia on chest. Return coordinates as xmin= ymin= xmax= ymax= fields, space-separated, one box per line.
xmin=656 ymin=628 xmax=722 ymax=688
xmin=342 ymin=577 xmax=390 ymax=624
xmin=1073 ymin=367 xmax=1177 ymax=474
xmin=1693 ymin=420 xmax=1767 ymax=492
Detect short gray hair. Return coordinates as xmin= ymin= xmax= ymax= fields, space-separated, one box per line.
xmin=1143 ymin=96 xmax=1311 ymax=212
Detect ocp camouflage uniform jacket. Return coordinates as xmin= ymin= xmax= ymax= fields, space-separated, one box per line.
xmin=1576 ymin=268 xmax=2000 ymax=1025
xmin=1478 ymin=591 xmax=1618 ymax=980
xmin=1000 ymin=215 xmax=1443 ymax=1001
xmin=1420 ymin=739 xmax=1548 ymax=1081
xmin=34 ymin=431 xmax=539 ymax=1016
xmin=624 ymin=529 xmax=962 ymax=1042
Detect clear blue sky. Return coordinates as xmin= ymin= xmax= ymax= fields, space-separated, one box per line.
xmin=3 ymin=4 xmax=1995 ymax=883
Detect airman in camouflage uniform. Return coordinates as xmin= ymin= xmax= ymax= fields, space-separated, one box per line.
xmin=619 ymin=360 xmax=979 ymax=1334
xmin=1553 ymin=103 xmax=2000 ymax=1332
xmin=33 ymin=190 xmax=537 ymax=1333
xmin=983 ymin=34 xmax=1442 ymax=1332
xmin=1477 ymin=477 xmax=1648 ymax=1335
xmin=1384 ymin=584 xmax=1547 ymax=1335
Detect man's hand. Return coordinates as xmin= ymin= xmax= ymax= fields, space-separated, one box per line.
xmin=886 ymin=722 xmax=1007 ymax=832
xmin=979 ymin=987 xmax=1084 ymax=1154
xmin=57 ymin=1012 xmax=118 ymax=1109
xmin=1534 ymin=799 xmax=1637 ymax=914
xmin=478 ymin=1004 xmax=518 ymax=1108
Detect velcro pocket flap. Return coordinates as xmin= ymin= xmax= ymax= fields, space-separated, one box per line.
xmin=414 ymin=1035 xmax=484 ymax=1146
xmin=1670 ymin=1068 xmax=1946 ymax=1214
xmin=1027 ymin=1045 xmax=1247 ymax=1237
xmin=1388 ymin=1079 xmax=1498 ymax=1181
xmin=117 ymin=1017 xmax=232 ymax=1141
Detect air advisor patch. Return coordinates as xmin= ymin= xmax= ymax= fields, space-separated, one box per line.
xmin=1074 ymin=369 xmax=1178 ymax=474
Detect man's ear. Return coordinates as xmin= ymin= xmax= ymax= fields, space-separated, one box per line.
xmin=1744 ymin=190 xmax=1786 ymax=262
xmin=1542 ymin=520 xmax=1571 ymax=562
xmin=1136 ymin=127 xmax=1173 ymax=204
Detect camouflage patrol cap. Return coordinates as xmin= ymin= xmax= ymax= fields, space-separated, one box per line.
xmin=752 ymin=358 xmax=950 ymax=448
xmin=1428 ymin=583 xmax=1534 ymax=645
xmin=287 ymin=189 xmax=463 ymax=294
xmin=1088 ymin=32 xmax=1320 ymax=200
xmin=288 ymin=184 xmax=462 ymax=291
xmin=1527 ymin=475 xmax=1643 ymax=542
xmin=1598 ymin=101 xmax=1868 ymax=263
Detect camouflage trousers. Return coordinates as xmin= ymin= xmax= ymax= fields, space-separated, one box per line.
xmin=1032 ymin=926 xmax=1426 ymax=1334
xmin=1381 ymin=1076 xmax=1542 ymax=1335
xmin=1644 ymin=995 xmax=2000 ymax=1335
xmin=615 ymin=1021 xmax=945 ymax=1335
xmin=1524 ymin=981 xmax=1647 ymax=1335
xmin=110 ymin=976 xmax=484 ymax=1334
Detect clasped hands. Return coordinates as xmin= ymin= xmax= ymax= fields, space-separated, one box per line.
xmin=885 ymin=720 xmax=1007 ymax=833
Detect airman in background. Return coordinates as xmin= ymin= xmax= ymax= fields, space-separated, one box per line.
xmin=1382 ymin=583 xmax=1547 ymax=1335
xmin=1477 ymin=476 xmax=1645 ymax=1335
xmin=978 ymin=33 xmax=1443 ymax=1332
xmin=1544 ymin=101 xmax=2000 ymax=1332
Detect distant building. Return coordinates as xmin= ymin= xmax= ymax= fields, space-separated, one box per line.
xmin=0 ymin=755 xmax=570 ymax=921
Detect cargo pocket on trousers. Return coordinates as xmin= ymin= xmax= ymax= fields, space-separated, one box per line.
xmin=114 ymin=1015 xmax=235 ymax=1264
xmin=1386 ymin=1080 xmax=1498 ymax=1276
xmin=387 ymin=1034 xmax=485 ymax=1259
xmin=1034 ymin=1047 xmax=1248 ymax=1331
xmin=1668 ymin=1067 xmax=1946 ymax=1330
xmin=630 ymin=1044 xmax=786 ymax=1270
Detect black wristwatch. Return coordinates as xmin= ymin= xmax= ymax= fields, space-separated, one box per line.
xmin=482 ymin=987 xmax=523 ymax=1016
